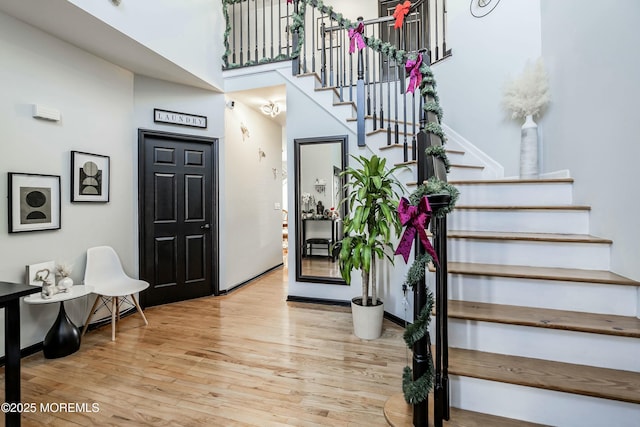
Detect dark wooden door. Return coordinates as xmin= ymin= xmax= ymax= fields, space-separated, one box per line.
xmin=138 ymin=129 xmax=219 ymax=307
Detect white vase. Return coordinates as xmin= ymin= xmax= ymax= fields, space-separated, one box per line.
xmin=57 ymin=276 xmax=73 ymax=291
xmin=351 ymin=297 xmax=384 ymax=340
xmin=520 ymin=114 xmax=539 ymax=178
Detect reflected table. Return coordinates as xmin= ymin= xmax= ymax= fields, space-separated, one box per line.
xmin=301 ymin=217 xmax=336 ymax=258
xmin=0 ymin=281 xmax=40 ymax=427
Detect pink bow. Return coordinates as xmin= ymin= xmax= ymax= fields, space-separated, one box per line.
xmin=394 ymin=196 xmax=439 ymax=265
xmin=287 ymin=0 xmax=292 ymax=3
xmin=348 ymin=22 xmax=366 ymax=54
xmin=393 ymin=1 xmax=411 ymax=29
xmin=405 ymin=53 xmax=423 ymax=94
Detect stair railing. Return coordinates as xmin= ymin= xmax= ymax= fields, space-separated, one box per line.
xmin=223 ymin=2 xmax=454 ymax=426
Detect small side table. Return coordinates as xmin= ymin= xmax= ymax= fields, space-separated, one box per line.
xmin=24 ymin=285 xmax=94 ymax=359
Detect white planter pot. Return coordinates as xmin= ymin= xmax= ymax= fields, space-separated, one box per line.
xmin=351 ymin=298 xmax=384 ymax=340
xmin=520 ymin=114 xmax=539 ymax=178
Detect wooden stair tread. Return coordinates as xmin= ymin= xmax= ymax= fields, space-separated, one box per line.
xmin=453 ymin=204 xmax=591 ymax=211
xmin=379 ymin=143 xmax=464 ymax=155
xmin=449 ymin=348 xmax=640 ymax=405
xmin=448 ymin=300 xmax=640 ymax=338
xmin=448 ymin=230 xmax=612 ymax=244
xmin=398 ymin=162 xmax=484 ymax=169
xmin=450 ymin=178 xmax=574 ymax=185
xmin=447 ymin=262 xmax=640 ymax=286
xmin=384 ymin=393 xmax=548 ymax=427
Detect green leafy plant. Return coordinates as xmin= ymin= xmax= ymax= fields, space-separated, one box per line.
xmin=338 ymin=154 xmax=403 ymax=306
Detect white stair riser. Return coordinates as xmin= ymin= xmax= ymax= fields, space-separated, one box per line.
xmin=449 ymin=275 xmax=638 ymax=317
xmin=454 ymin=182 xmax=573 ymax=206
xmin=449 ymin=209 xmax=591 ymax=234
xmin=448 ymin=239 xmax=610 ymax=270
xmin=448 ymin=166 xmax=485 ymax=181
xmin=449 ymin=320 xmax=640 ymax=371
xmin=450 ymin=376 xmax=640 ymax=427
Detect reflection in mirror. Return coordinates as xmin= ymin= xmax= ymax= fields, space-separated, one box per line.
xmin=294 ymin=135 xmax=348 ymax=284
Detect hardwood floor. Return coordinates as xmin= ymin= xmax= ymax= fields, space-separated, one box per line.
xmin=6 ymin=267 xmax=410 ymax=426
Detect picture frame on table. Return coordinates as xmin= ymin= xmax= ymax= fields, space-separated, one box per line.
xmin=8 ymin=172 xmax=61 ymax=233
xmin=70 ymin=151 xmax=110 ymax=203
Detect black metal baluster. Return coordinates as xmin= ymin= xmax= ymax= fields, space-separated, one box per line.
xmin=434 ymin=0 xmax=440 ymax=61
xmin=402 ymin=25 xmax=408 ymax=163
xmin=386 ymin=48 xmax=391 ymax=146
xmin=339 ymin=29 xmax=344 ymax=101
xmin=329 ymin=27 xmax=334 ymax=87
xmin=255 ymin=0 xmax=259 ymax=61
xmin=240 ymin=2 xmax=244 ymax=65
xmin=311 ymin=6 xmax=316 ymax=72
xmin=372 ymin=23 xmax=378 ymax=131
xmin=321 ymin=21 xmax=327 ymax=86
xmin=286 ymin=1 xmax=290 ymax=57
xmin=349 ymin=45 xmax=354 ymax=102
xmin=278 ymin=0 xmax=282 ymax=57
xmin=356 ymin=16 xmax=365 ymax=147
xmin=365 ymin=44 xmax=371 ymax=117
xmin=262 ymin=0 xmax=266 ymax=60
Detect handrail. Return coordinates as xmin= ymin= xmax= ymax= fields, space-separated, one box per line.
xmin=223 ymin=2 xmax=453 ymax=426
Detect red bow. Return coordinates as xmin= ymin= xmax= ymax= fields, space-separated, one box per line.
xmin=348 ymin=22 xmax=366 ymax=54
xmin=405 ymin=53 xmax=423 ymax=94
xmin=287 ymin=0 xmax=292 ymax=3
xmin=394 ymin=196 xmax=439 ymax=265
xmin=393 ymin=1 xmax=411 ymax=29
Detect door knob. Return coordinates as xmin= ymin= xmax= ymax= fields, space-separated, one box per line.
xmin=200 ymin=224 xmax=210 ymax=230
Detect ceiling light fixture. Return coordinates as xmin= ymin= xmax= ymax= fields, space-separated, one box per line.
xmin=261 ymin=101 xmax=281 ymax=117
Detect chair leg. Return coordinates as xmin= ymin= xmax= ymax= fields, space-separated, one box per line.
xmin=131 ymin=294 xmax=149 ymax=326
xmin=82 ymin=295 xmax=101 ymax=337
xmin=111 ymin=297 xmax=117 ymax=341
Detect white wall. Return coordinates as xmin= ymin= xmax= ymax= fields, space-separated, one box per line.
xmin=540 ymin=0 xmax=640 ymax=281
xmin=0 ymin=11 xmax=135 ymax=353
xmin=222 ymin=97 xmax=284 ymax=290
xmin=68 ymin=0 xmax=225 ymax=90
xmin=435 ymin=0 xmax=542 ymax=177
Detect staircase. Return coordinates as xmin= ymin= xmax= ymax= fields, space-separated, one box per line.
xmin=287 ymin=70 xmax=640 ymax=426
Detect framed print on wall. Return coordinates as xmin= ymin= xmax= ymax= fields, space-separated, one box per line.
xmin=8 ymin=172 xmax=61 ymax=233
xmin=71 ymin=151 xmax=110 ymax=202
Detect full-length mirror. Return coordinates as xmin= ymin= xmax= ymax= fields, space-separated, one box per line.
xmin=294 ymin=135 xmax=348 ymax=284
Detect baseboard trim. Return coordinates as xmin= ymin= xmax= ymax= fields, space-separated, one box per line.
xmin=219 ymin=264 xmax=284 ymax=295
xmin=286 ymin=295 xmax=409 ymax=327
xmin=286 ymin=295 xmax=351 ymax=307
xmin=0 ymin=342 xmax=43 ymax=367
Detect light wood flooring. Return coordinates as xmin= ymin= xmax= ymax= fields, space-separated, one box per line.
xmin=6 ymin=267 xmax=411 ymax=426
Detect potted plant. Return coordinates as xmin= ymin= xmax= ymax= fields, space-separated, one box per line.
xmin=338 ymin=154 xmax=403 ymax=339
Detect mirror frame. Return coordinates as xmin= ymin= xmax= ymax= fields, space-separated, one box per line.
xmin=294 ymin=135 xmax=348 ymax=284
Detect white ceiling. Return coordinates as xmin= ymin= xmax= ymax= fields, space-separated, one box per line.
xmin=227 ymin=84 xmax=287 ymax=127
xmin=0 ymin=0 xmax=221 ymax=91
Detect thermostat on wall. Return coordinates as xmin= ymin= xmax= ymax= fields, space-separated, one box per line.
xmin=32 ymin=104 xmax=61 ymax=122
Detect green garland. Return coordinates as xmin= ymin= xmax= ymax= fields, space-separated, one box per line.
xmin=425 ymin=145 xmax=451 ymax=173
xmin=222 ymin=0 xmax=459 ymax=408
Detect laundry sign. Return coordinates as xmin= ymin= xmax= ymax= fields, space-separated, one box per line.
xmin=154 ymin=109 xmax=207 ymax=129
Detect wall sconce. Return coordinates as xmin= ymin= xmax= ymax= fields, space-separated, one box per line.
xmin=226 ymin=100 xmax=235 ymax=110
xmin=314 ymin=178 xmax=326 ymax=194
xmin=261 ymin=101 xmax=281 ymax=117
xmin=240 ymin=122 xmax=250 ymax=141
xmin=258 ymin=148 xmax=266 ymax=161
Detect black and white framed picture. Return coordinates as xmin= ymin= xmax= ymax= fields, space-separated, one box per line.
xmin=8 ymin=172 xmax=61 ymax=233
xmin=71 ymin=151 xmax=110 ymax=202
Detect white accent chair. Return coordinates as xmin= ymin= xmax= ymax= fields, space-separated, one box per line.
xmin=82 ymin=246 xmax=149 ymax=341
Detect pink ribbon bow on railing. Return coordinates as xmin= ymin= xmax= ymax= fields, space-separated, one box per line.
xmin=393 ymin=1 xmax=411 ymax=29
xmin=287 ymin=0 xmax=292 ymax=3
xmin=405 ymin=53 xmax=423 ymax=94
xmin=348 ymin=22 xmax=366 ymax=54
xmin=394 ymin=196 xmax=439 ymax=265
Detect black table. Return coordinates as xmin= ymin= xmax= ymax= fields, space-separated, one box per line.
xmin=301 ymin=217 xmax=336 ymax=258
xmin=0 ymin=282 xmax=40 ymax=427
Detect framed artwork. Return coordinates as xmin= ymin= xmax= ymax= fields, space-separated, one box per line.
xmin=8 ymin=172 xmax=61 ymax=233
xmin=71 ymin=151 xmax=110 ymax=202
xmin=25 ymin=261 xmax=55 ymax=286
